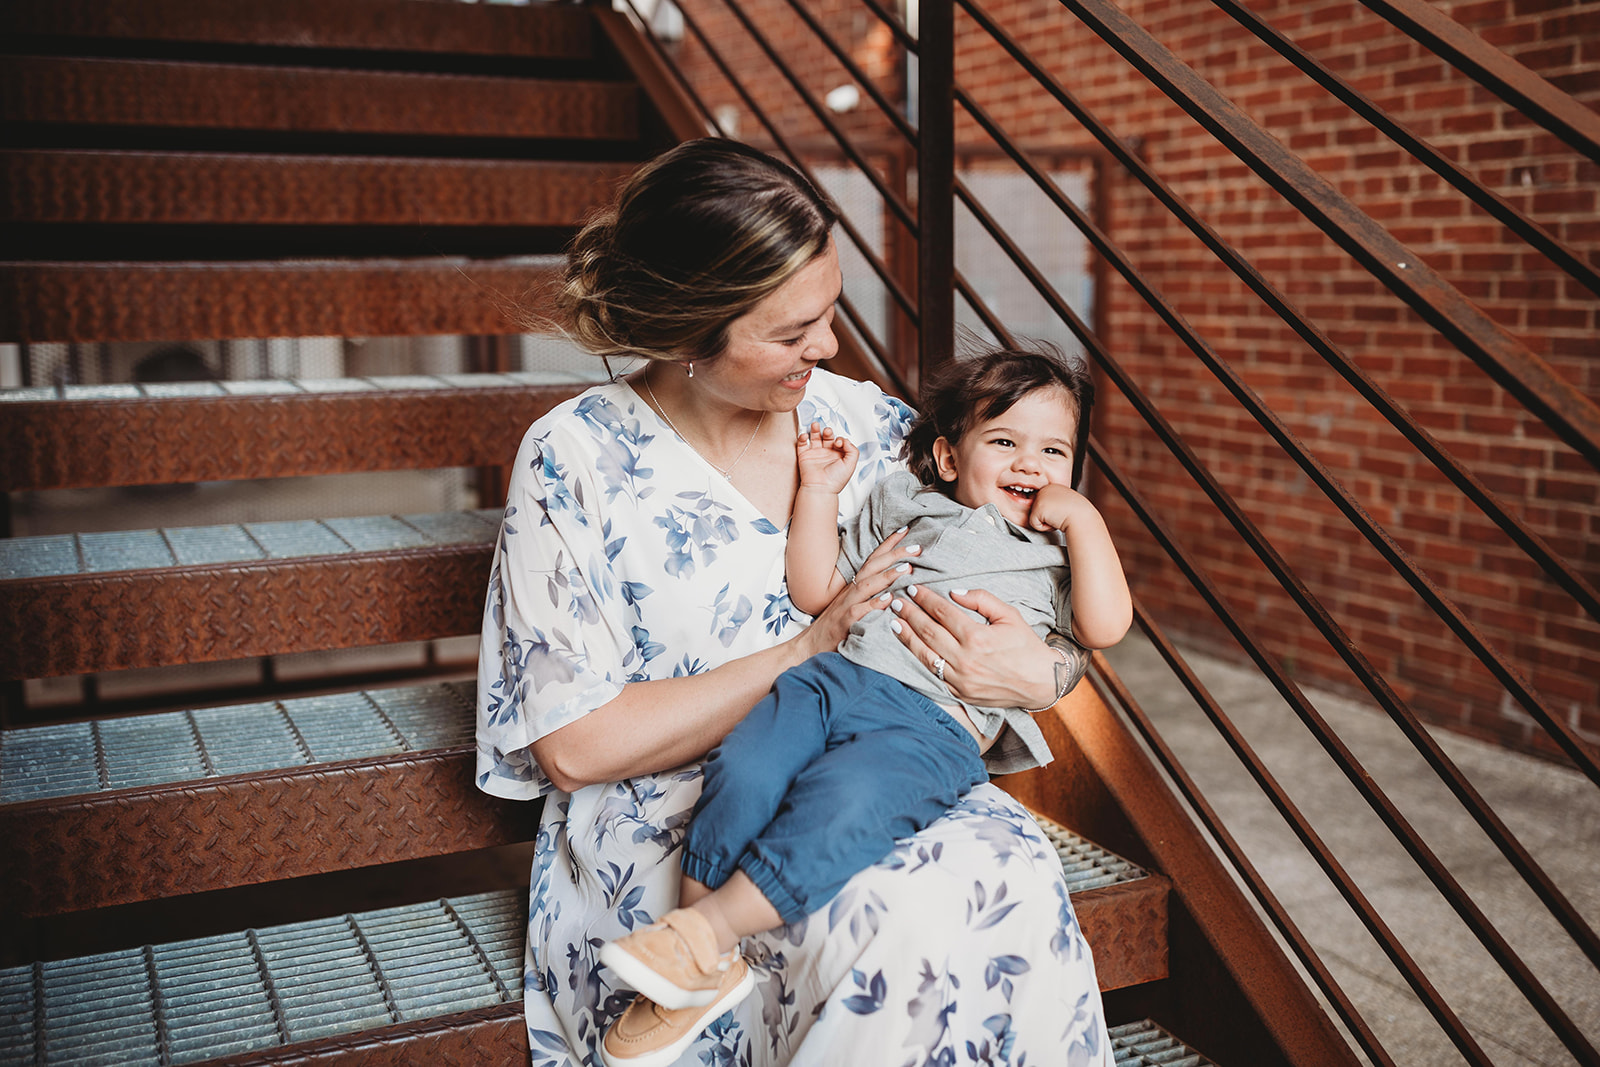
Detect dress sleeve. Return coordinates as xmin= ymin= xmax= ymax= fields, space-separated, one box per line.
xmin=475 ymin=426 xmax=633 ymax=800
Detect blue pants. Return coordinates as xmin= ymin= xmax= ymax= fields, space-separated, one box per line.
xmin=680 ymin=652 xmax=988 ymax=923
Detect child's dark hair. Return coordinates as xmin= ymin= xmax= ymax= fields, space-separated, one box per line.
xmin=905 ymin=342 xmax=1094 ymax=492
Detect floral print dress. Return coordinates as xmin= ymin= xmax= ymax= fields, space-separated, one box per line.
xmin=475 ymin=368 xmax=1110 ymax=1067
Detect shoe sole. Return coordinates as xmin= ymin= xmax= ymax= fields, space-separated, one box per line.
xmin=600 ymin=964 xmax=757 ymax=1067
xmin=599 ymin=939 xmax=721 ymax=1010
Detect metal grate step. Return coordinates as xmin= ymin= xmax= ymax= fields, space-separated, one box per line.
xmin=0 ymin=890 xmax=526 ymax=1067
xmin=0 ymin=681 xmax=477 ymax=804
xmin=1033 ymin=810 xmax=1149 ymax=891
xmin=1110 ymin=1018 xmax=1218 ymax=1065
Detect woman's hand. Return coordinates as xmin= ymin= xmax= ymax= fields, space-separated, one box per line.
xmin=889 ymin=586 xmax=1061 ymax=711
xmin=793 ymin=526 xmax=918 ymax=660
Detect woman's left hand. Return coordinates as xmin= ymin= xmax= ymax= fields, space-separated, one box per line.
xmin=889 ymin=586 xmax=1059 ymax=711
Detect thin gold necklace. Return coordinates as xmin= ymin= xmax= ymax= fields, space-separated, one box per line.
xmin=643 ymin=365 xmax=766 ymax=481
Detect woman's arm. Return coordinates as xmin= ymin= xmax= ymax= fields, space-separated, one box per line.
xmin=533 ymin=529 xmax=913 ymax=792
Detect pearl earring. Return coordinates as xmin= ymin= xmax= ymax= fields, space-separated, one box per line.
xmin=686 ymin=361 xmax=695 ymax=378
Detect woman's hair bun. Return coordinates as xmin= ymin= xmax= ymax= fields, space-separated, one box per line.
xmin=549 ymin=139 xmax=838 ymax=365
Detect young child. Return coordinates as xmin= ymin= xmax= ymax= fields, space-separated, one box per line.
xmin=598 ymin=345 xmax=1132 ymax=1067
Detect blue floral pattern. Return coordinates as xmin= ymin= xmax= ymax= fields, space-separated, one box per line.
xmin=477 ymin=370 xmax=1109 ymax=1065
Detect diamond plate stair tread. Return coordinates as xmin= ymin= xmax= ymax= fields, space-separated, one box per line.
xmin=4 ymin=57 xmax=640 ymax=142
xmin=0 ymin=681 xmax=538 ymax=916
xmin=1 ymin=0 xmax=596 ymax=59
xmin=0 ymin=516 xmax=502 ymax=679
xmin=2 ymin=152 xmax=635 ymax=228
xmin=0 ymin=375 xmax=583 ymax=492
xmin=0 ymin=259 xmax=561 ymax=345
xmin=0 ymin=890 xmax=526 ymax=1066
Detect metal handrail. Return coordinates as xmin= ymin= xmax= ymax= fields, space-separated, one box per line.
xmin=1356 ymin=0 xmax=1600 ymax=165
xmin=957 ymin=293 xmax=1469 ymax=1064
xmin=954 ymin=0 xmax=1600 ymax=630
xmin=1092 ymin=619 xmax=1400 ymax=1067
xmin=634 ymin=2 xmax=1599 ymax=1061
xmin=613 ymin=0 xmax=920 ymax=345
xmin=1058 ymin=0 xmax=1600 ymax=471
xmin=771 ymin=0 xmax=917 ymax=147
xmin=949 ymin=74 xmax=1600 ymax=965
xmin=951 ymin=170 xmax=1597 ymax=1061
xmin=947 ymin=87 xmax=1600 ymax=966
xmin=953 ymin=73 xmax=1600 ymax=789
xmin=1208 ymin=0 xmax=1600 ymax=299
xmin=705 ymin=0 xmax=917 ymax=232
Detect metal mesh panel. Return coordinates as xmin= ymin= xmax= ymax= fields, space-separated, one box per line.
xmin=0 ymin=966 xmax=35 ymax=1067
xmin=187 ymin=702 xmax=308 ymax=779
xmin=358 ymin=901 xmax=506 ymax=1019
xmin=36 ymin=950 xmax=161 ymax=1066
xmin=256 ymin=917 xmax=395 ymax=1043
xmin=151 ymin=934 xmax=281 ymax=1063
xmin=279 ymin=692 xmax=404 ymax=764
xmin=1032 ymin=811 xmax=1148 ymax=891
xmin=1 ymin=683 xmax=478 ymax=803
xmin=1110 ymin=1018 xmax=1217 ymax=1065
xmin=0 ymin=509 xmax=498 ymax=580
xmin=0 ymin=722 xmax=100 ymax=803
xmin=98 ymin=714 xmax=207 ymax=791
xmin=368 ymin=686 xmax=475 ymax=751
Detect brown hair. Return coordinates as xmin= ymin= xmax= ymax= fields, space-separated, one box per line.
xmin=557 ymin=139 xmax=838 ymax=366
xmin=905 ymin=342 xmax=1095 ymax=491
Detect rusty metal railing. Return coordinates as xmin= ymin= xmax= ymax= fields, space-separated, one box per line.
xmin=621 ymin=1 xmax=1600 ymax=1063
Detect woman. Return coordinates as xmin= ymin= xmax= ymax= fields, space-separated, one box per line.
xmin=476 ymin=138 xmax=1110 ymax=1067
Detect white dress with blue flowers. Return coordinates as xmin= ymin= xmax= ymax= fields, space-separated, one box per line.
xmin=475 ymin=368 xmax=1110 ymax=1067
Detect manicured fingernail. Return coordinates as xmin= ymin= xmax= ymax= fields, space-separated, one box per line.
xmin=890 ymin=619 xmax=902 ymax=634
xmin=891 ymin=599 xmax=903 ymax=612
xmin=895 ymin=525 xmax=908 ymax=534
xmin=895 ymin=562 xmax=911 ymax=572
xmin=877 ymin=592 xmax=890 ymax=602
xmin=951 ymin=588 xmax=968 ymax=595
xmin=904 ymin=544 xmax=921 ymax=554
xmin=906 ymin=584 xmax=918 ymax=597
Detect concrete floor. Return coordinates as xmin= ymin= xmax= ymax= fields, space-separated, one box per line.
xmin=1101 ymin=632 xmax=1600 ymax=1067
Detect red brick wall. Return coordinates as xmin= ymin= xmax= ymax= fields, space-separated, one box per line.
xmin=669 ymin=0 xmax=1600 ymax=760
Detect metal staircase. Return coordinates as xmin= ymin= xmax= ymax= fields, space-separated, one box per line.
xmin=0 ymin=1 xmax=1228 ymax=1063
xmin=7 ymin=0 xmax=1592 ymax=1064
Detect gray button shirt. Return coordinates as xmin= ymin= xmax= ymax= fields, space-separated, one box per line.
xmin=834 ymin=470 xmax=1073 ymax=775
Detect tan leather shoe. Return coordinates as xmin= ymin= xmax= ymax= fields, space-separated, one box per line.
xmin=600 ymin=956 xmax=755 ymax=1067
xmin=598 ymin=908 xmax=732 ymax=1010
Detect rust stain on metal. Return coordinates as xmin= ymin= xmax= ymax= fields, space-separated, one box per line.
xmin=0 ymin=260 xmax=560 ymax=342
xmin=2 ymin=383 xmax=580 ymax=492
xmin=2 ymin=57 xmax=640 ymax=141
xmin=1 ymin=0 xmax=594 ymax=59
xmin=0 ymin=546 xmax=493 ymax=679
xmin=0 ymin=152 xmax=635 ymax=227
xmin=0 ymin=752 xmax=533 ymax=916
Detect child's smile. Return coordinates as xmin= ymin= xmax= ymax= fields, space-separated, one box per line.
xmin=933 ymin=387 xmax=1079 ymax=527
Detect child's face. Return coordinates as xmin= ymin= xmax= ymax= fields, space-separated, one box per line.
xmin=932 ymin=387 xmax=1078 ymax=527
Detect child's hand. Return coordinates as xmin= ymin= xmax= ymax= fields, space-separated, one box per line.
xmin=795 ymin=422 xmax=858 ymax=494
xmin=1028 ymin=483 xmax=1097 ymax=532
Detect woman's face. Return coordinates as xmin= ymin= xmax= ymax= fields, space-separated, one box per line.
xmin=698 ymin=238 xmax=843 ymax=413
